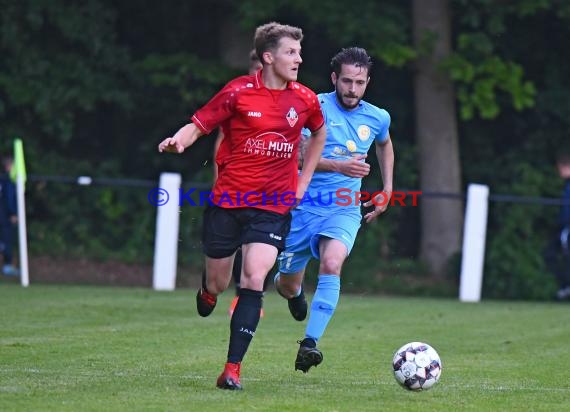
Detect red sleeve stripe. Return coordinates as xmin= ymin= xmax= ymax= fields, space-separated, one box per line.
xmin=191 ymin=115 xmax=209 ymax=134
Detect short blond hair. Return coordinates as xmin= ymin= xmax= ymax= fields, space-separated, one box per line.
xmin=253 ymin=22 xmax=303 ymax=65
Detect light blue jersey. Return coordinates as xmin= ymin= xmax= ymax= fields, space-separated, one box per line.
xmin=278 ymin=92 xmax=391 ymax=272
xmin=298 ymin=91 xmax=390 ymax=216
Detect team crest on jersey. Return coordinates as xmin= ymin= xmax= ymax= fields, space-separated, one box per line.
xmin=357 ymin=125 xmax=371 ymax=141
xmin=286 ymin=107 xmax=298 ymax=127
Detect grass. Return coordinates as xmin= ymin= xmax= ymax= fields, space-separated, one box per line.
xmin=0 ymin=284 xmax=569 ymax=411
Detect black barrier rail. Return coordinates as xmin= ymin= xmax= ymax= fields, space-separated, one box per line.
xmin=27 ymin=174 xmax=213 ymax=191
xmin=358 ymin=187 xmax=464 ymax=200
xmin=408 ymin=190 xmax=464 ymax=200
xmin=488 ymin=194 xmax=570 ymax=206
xmin=323 ymin=187 xmax=570 ymax=207
xmin=28 ymin=174 xmax=156 ymax=188
xmin=386 ymin=189 xmax=570 ymax=206
xmin=26 ymin=175 xmax=570 ymax=206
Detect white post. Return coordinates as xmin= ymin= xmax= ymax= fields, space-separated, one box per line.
xmin=459 ymin=184 xmax=489 ymax=302
xmin=16 ymin=174 xmax=29 ymax=287
xmin=152 ymin=173 xmax=181 ymax=291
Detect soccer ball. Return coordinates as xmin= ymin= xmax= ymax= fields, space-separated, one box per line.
xmin=392 ymin=341 xmax=442 ymax=391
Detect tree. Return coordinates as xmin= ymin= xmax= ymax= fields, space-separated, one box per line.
xmin=412 ymin=0 xmax=463 ymax=276
xmin=0 ymin=0 xmax=132 ymax=152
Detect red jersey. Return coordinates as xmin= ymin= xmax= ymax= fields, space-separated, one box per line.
xmin=192 ymin=70 xmax=324 ymax=214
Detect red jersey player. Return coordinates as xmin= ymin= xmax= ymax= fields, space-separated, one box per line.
xmin=158 ymin=22 xmax=326 ymax=391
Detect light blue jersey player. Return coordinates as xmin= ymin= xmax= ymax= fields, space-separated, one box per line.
xmin=274 ymin=47 xmax=395 ymax=373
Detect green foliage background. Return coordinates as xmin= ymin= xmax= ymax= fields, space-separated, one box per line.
xmin=1 ymin=0 xmax=569 ymax=299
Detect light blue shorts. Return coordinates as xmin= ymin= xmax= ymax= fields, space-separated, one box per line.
xmin=277 ymin=208 xmax=361 ymax=274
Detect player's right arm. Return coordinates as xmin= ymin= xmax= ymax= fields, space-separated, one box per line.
xmin=316 ymin=154 xmax=370 ymax=178
xmin=159 ymin=77 xmax=239 ymax=154
xmin=158 ymin=123 xmax=204 ymax=153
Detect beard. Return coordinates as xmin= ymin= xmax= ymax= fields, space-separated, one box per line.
xmin=335 ymin=89 xmax=361 ymax=110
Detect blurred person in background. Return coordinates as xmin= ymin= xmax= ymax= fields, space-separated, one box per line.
xmin=0 ymin=155 xmax=19 ymax=277
xmin=544 ymin=153 xmax=570 ymax=301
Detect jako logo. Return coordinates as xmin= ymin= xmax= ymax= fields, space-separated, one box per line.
xmin=247 ymin=111 xmax=262 ymax=117
xmin=239 ymin=327 xmax=255 ymax=336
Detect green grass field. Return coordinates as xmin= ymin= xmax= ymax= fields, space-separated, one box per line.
xmin=1 ymin=284 xmax=569 ymax=411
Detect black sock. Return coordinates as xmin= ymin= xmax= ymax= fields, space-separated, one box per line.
xmin=300 ymin=338 xmax=316 ymax=348
xmin=227 ymin=288 xmax=263 ymax=363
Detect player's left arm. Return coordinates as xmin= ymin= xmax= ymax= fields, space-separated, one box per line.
xmin=296 ymin=125 xmax=326 ymax=202
xmin=363 ymin=134 xmax=394 ymax=223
